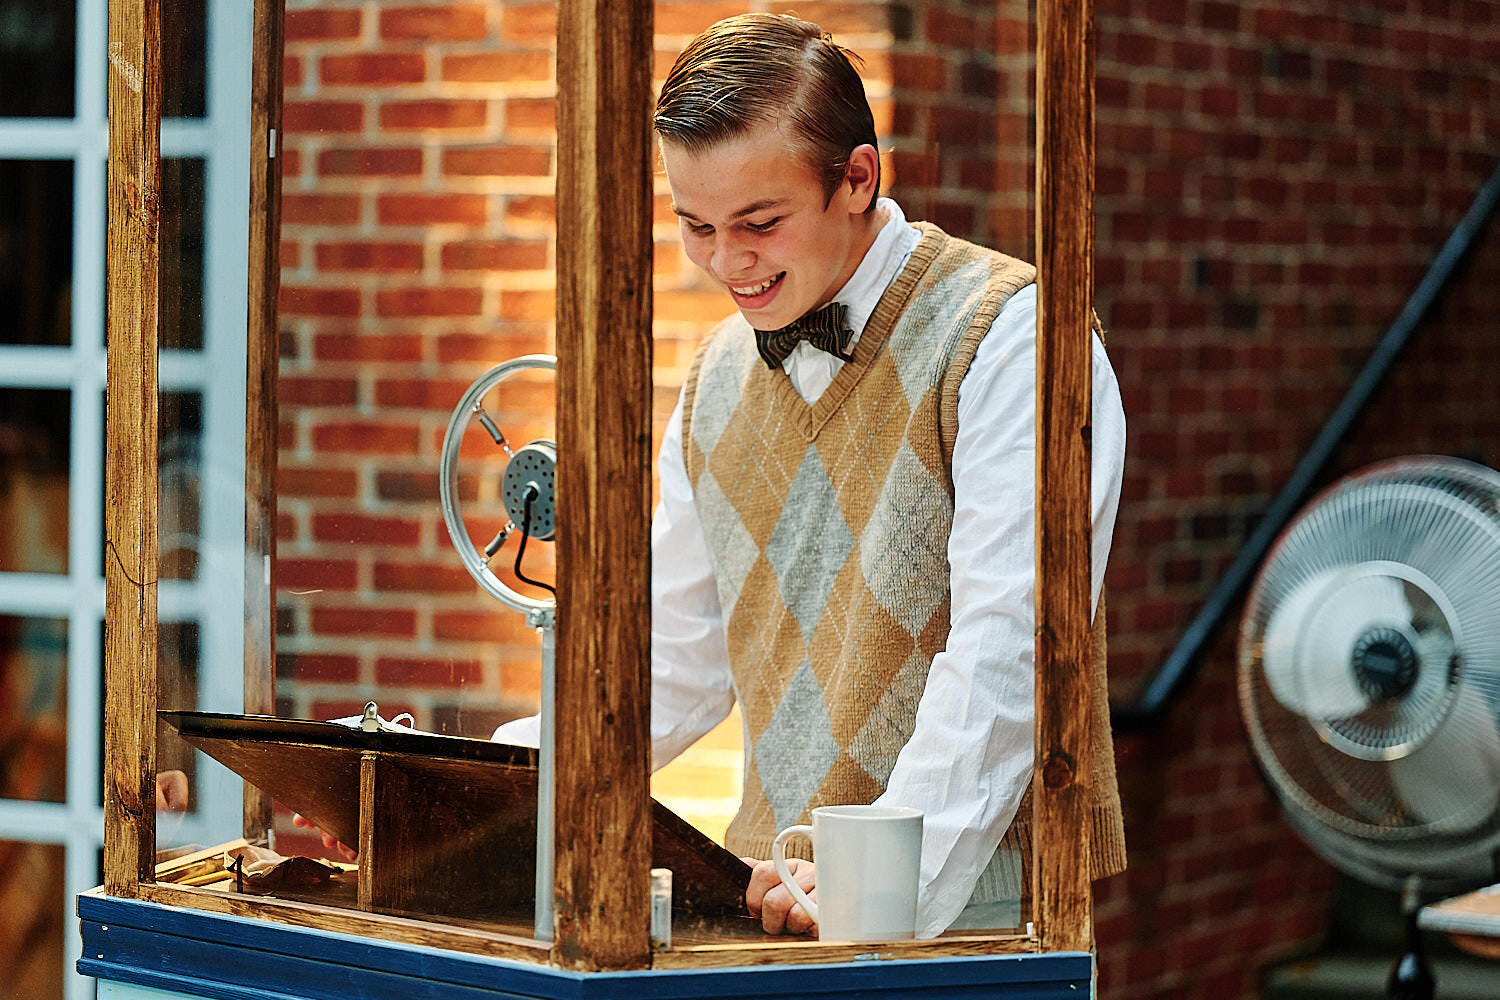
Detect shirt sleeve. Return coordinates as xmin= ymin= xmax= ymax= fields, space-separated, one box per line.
xmin=494 ymin=391 xmax=738 ymax=770
xmin=874 ymin=283 xmax=1127 ymax=937
xmin=647 ymin=391 xmax=738 ymax=770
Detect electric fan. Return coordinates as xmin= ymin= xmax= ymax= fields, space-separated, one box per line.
xmin=1239 ymin=455 xmax=1500 ymax=995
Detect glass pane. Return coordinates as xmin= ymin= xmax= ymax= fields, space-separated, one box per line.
xmin=160 ymin=158 xmax=205 ymax=351
xmin=265 ymin=354 xmax=558 ymax=920
xmin=95 ymin=391 xmax=201 ymax=581
xmin=651 ymin=708 xmax=743 ymax=844
xmin=0 ymin=388 xmax=70 ymax=574
xmin=162 ymin=0 xmax=207 ymax=119
xmin=156 ymin=620 xmax=198 ymax=846
xmin=0 ymin=840 xmax=64 ymax=999
xmin=0 ymin=159 xmax=74 ymax=346
xmin=0 ymin=2 xmax=75 ymax=117
xmin=160 ymin=392 xmax=202 ymax=580
xmin=0 ymin=616 xmax=67 ymax=803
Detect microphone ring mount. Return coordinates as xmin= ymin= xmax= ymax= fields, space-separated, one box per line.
xmin=438 ymin=353 xmax=558 ymax=615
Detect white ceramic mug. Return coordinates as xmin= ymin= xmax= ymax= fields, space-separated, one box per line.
xmin=771 ymin=804 xmax=923 ymax=942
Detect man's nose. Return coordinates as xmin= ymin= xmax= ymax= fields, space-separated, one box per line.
xmin=710 ymin=232 xmax=753 ymax=278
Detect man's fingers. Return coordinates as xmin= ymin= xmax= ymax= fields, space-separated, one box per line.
xmin=783 ymin=891 xmax=817 ymax=936
xmin=318 ymin=830 xmax=358 ymax=861
xmin=760 ymin=883 xmax=817 ymax=936
xmin=292 ymin=813 xmax=357 ymax=861
xmin=744 ymin=859 xmax=782 ymax=917
xmin=745 ymin=858 xmax=815 ymax=918
xmin=742 ymin=858 xmax=817 ymax=935
xmin=760 ymin=883 xmax=792 ymax=934
xmin=154 ymin=770 xmax=188 ymax=813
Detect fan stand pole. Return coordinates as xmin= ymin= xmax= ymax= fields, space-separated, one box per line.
xmin=532 ymin=608 xmax=556 ymax=943
xmin=1389 ymin=875 xmax=1435 ymax=1000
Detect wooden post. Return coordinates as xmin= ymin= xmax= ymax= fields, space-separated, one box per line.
xmin=104 ymin=0 xmax=162 ymax=895
xmin=356 ymin=753 xmax=380 ymax=912
xmin=552 ymin=0 xmax=655 ymax=972
xmin=243 ymin=0 xmax=285 ymax=843
xmin=1033 ymin=0 xmax=1097 ymax=954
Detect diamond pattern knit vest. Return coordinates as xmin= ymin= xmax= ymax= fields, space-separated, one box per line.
xmin=681 ymin=223 xmax=1126 ymax=886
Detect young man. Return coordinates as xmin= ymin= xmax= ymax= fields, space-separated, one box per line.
xmin=505 ymin=13 xmax=1127 ymax=938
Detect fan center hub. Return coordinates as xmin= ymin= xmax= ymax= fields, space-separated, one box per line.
xmin=1351 ymin=625 xmax=1419 ymax=702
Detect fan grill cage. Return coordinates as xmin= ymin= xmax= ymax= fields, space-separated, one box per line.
xmin=1239 ymin=456 xmax=1500 ymax=886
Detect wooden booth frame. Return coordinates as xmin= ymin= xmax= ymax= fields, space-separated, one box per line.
xmin=99 ymin=0 xmax=1101 ymax=975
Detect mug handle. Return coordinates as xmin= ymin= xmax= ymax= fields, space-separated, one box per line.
xmin=771 ymin=824 xmax=818 ymax=924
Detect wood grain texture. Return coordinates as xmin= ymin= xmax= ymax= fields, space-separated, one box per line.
xmin=553 ymin=0 xmax=655 ymax=972
xmin=130 ymin=884 xmax=552 ymax=963
xmin=242 ymin=0 xmax=285 ymax=843
xmin=652 ymin=934 xmax=1040 ymax=970
xmin=104 ymin=0 xmax=162 ymax=897
xmin=356 ymin=753 xmax=378 ymax=911
xmin=163 ymin=715 xmax=750 ymax=922
xmin=1033 ymin=0 xmax=1097 ymax=954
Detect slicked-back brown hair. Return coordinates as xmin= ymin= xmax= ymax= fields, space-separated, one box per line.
xmin=654 ymin=13 xmax=880 ymax=211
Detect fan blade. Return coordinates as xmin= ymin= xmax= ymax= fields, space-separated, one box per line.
xmin=1390 ymin=682 xmax=1500 ymax=834
xmin=1263 ymin=571 xmax=1409 ymax=719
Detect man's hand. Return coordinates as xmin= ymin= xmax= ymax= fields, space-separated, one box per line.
xmin=154 ymin=770 xmax=189 ymax=813
xmin=291 ymin=813 xmax=358 ymax=861
xmin=743 ymin=857 xmax=818 ymax=936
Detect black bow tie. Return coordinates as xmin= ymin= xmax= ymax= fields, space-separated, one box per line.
xmin=754 ymin=302 xmax=854 ymax=371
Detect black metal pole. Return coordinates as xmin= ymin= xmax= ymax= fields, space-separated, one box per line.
xmin=1113 ymin=159 xmax=1500 ymax=731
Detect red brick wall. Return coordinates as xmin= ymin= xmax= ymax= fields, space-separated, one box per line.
xmin=277 ymin=0 xmax=561 ymax=741
xmin=274 ymin=0 xmax=1500 ymax=993
xmin=1090 ymin=2 xmax=1500 ymax=998
xmin=273 ymin=0 xmax=906 ymax=736
xmin=883 ymin=1 xmax=1035 ymax=255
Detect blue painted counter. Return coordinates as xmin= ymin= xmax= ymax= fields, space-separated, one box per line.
xmin=79 ymin=893 xmax=1093 ymax=999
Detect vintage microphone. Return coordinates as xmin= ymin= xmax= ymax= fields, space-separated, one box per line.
xmin=438 ymin=354 xmax=559 ymax=941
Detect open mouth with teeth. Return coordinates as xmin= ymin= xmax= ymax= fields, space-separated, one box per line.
xmin=728 ymin=272 xmax=785 ymax=305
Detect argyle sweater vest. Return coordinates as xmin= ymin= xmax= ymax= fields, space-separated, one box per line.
xmin=681 ymin=223 xmax=1127 ymax=886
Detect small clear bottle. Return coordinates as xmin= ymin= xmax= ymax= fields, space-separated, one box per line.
xmin=650 ymin=868 xmax=673 ymax=949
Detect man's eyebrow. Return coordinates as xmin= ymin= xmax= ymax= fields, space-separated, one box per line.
xmin=671 ymin=198 xmax=788 ymax=223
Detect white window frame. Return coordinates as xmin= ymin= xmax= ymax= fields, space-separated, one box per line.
xmin=0 ymin=1 xmax=251 ymax=996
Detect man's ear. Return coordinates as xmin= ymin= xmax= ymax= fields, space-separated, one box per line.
xmin=844 ymin=143 xmax=880 ymax=213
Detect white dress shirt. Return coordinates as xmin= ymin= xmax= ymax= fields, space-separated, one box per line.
xmin=499 ymin=199 xmax=1126 ymax=937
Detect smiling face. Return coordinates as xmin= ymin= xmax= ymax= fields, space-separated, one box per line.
xmin=660 ymin=122 xmax=882 ymax=332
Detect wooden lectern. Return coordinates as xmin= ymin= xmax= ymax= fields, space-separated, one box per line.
xmin=161 ymin=711 xmax=752 ymax=923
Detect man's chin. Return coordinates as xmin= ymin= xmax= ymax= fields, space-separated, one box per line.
xmin=737 ymin=304 xmax=796 ymax=331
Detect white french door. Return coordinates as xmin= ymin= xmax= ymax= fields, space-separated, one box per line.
xmin=0 ymin=1 xmax=251 ymax=996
